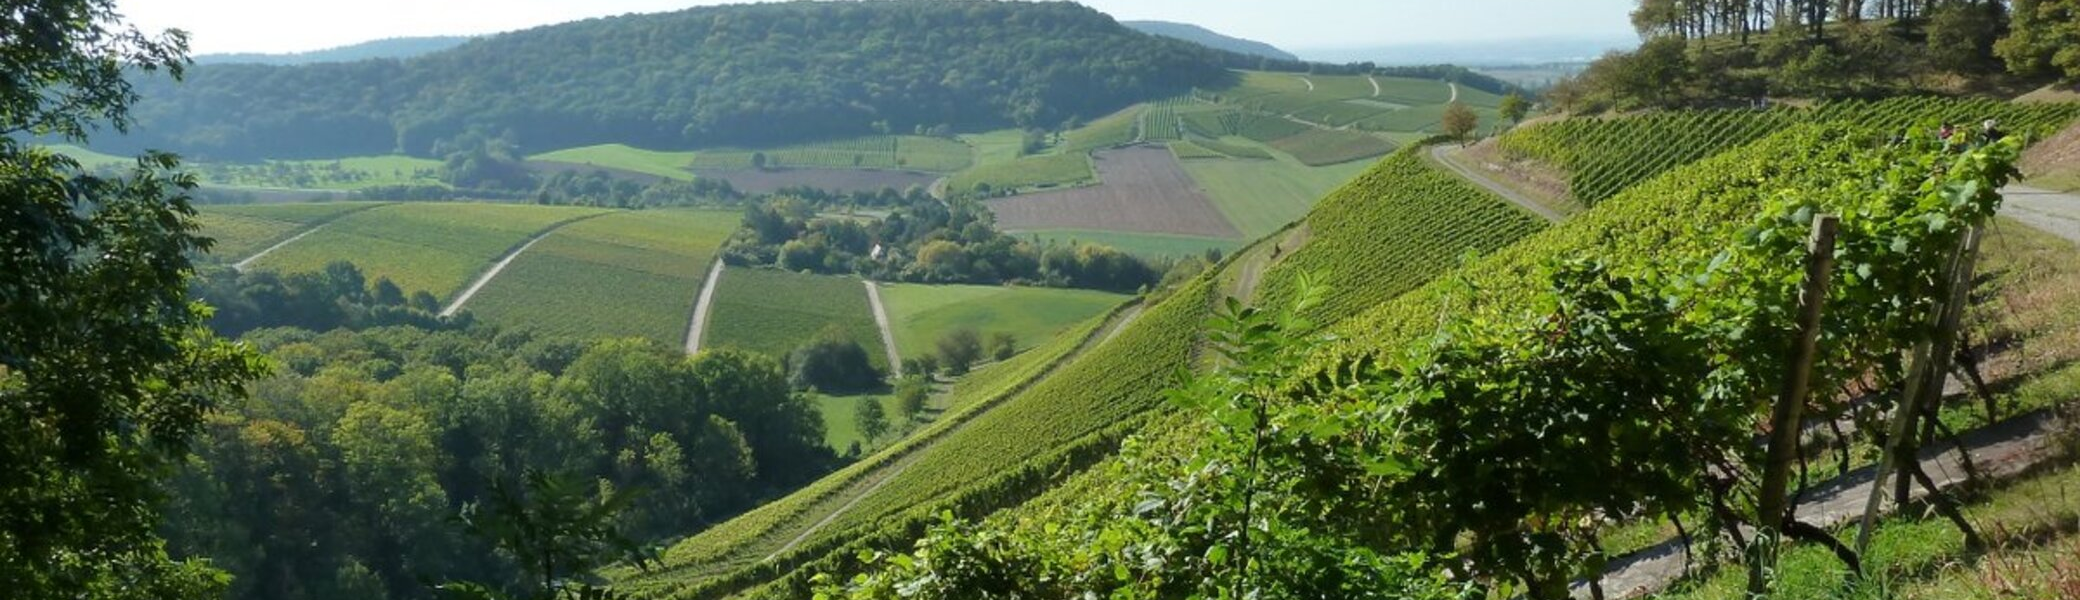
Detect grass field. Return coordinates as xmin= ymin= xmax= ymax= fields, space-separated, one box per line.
xmin=461 ymin=209 xmax=740 ymax=344
xmin=703 ymin=268 xmax=887 ymax=370
xmin=1181 ymin=154 xmax=1375 ymax=238
xmin=195 ymin=202 xmax=385 ymax=259
xmin=245 ymin=203 xmax=611 ymax=301
xmin=877 ymin=283 xmax=1126 ymax=359
xmin=43 ymin=144 xmax=132 ymax=170
xmin=958 ymin=129 xmax=1038 ymax=168
xmin=1020 ymin=229 xmax=1241 ymax=260
xmin=528 ymin=144 xmax=699 ymax=181
xmin=686 ymin=136 xmax=973 ymax=173
xmin=810 ymin=393 xmax=903 ymax=452
xmin=190 ymin=155 xmax=445 ymax=191
xmin=944 ymin=152 xmax=1094 ymax=196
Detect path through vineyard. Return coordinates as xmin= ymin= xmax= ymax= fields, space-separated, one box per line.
xmin=1429 ymin=145 xmax=1564 ymax=222
xmin=231 ymin=202 xmax=390 ymax=271
xmin=440 ymin=213 xmax=610 ymax=317
xmin=760 ymin=302 xmax=1146 ymax=562
xmin=864 ymin=280 xmax=902 ymax=377
xmin=1584 ymin=407 xmax=2070 ymax=599
xmin=2001 ymin=184 xmax=2080 ymax=244
xmin=684 ymin=260 xmax=725 ymax=354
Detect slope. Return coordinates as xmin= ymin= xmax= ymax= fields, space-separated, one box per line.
xmin=241 ymin=203 xmax=612 ymax=302
xmin=1122 ymin=21 xmax=1299 ymax=61
xmin=112 ymin=1 xmax=1251 ymax=159
xmin=612 ymin=140 xmax=1549 ymax=600
xmin=461 ymin=209 xmax=741 ymax=345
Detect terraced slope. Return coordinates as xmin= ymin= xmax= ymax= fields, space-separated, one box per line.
xmin=462 ymin=209 xmax=740 ymax=344
xmin=242 ymin=203 xmax=612 ymax=301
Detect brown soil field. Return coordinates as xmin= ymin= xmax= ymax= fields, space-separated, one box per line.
xmin=690 ymin=168 xmax=938 ymax=195
xmin=984 ymin=146 xmax=1241 ymax=238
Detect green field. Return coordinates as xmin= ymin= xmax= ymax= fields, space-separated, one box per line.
xmin=529 ymin=144 xmax=700 ymax=180
xmin=958 ymin=129 xmax=1038 ymax=168
xmin=1062 ymin=105 xmax=1143 ymax=152
xmin=195 ymin=202 xmax=386 ymax=259
xmin=703 ymin=268 xmax=887 ymax=370
xmin=43 ymin=144 xmax=132 ymax=170
xmin=245 ymin=203 xmax=611 ymax=301
xmin=1266 ymin=129 xmax=1397 ymax=166
xmin=1180 ymin=154 xmax=1375 ymax=238
xmin=1019 ymin=229 xmax=1241 ymax=261
xmin=877 ymin=283 xmax=1126 ymax=359
xmin=944 ymin=152 xmax=1094 ymax=196
xmin=810 ymin=393 xmax=903 ymax=451
xmin=686 ymin=136 xmax=973 ymax=173
xmin=189 ymin=155 xmax=445 ymax=190
xmin=462 ymin=209 xmax=740 ymax=344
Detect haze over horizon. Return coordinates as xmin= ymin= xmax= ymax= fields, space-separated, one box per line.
xmin=118 ymin=0 xmax=1638 ymax=57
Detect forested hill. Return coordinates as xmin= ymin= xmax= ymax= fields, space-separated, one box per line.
xmin=107 ymin=1 xmax=1247 ymax=160
xmin=193 ymin=36 xmax=473 ymax=65
xmin=1123 ymin=21 xmax=1299 ymax=61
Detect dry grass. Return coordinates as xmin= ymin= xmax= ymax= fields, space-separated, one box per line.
xmin=2020 ymin=120 xmax=2080 ymax=193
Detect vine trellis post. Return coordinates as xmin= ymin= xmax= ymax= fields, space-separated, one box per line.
xmin=1854 ymin=225 xmax=1987 ymax=557
xmin=1748 ymin=214 xmax=1838 ymax=597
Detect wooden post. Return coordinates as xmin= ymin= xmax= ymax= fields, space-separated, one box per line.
xmin=1855 ymin=226 xmax=1984 ymax=555
xmin=1749 ymin=215 xmax=1839 ymax=596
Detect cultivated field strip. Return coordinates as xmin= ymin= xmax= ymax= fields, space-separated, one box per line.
xmin=986 ymin=146 xmax=1241 ymax=238
xmin=196 ymin=201 xmax=389 ymax=263
xmin=463 ymin=209 xmax=740 ymax=345
xmin=440 ymin=212 xmax=612 ymax=317
xmin=240 ymin=203 xmax=614 ymax=302
xmin=701 ymin=269 xmax=887 ymax=369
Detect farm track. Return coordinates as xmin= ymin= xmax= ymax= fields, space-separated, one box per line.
xmin=684 ymin=260 xmax=726 ymax=354
xmin=1298 ymin=76 xmax=1315 ymax=92
xmin=1448 ymin=82 xmax=1459 ymax=103
xmin=864 ymin=281 xmax=903 ymax=376
xmin=230 ymin=202 xmax=391 ymax=271
xmin=1585 ymin=406 xmax=2073 ymax=599
xmin=1369 ymin=76 xmax=1382 ymax=98
xmin=2000 ymin=184 xmax=2080 ymax=245
xmin=440 ymin=212 xmax=612 ymax=317
xmin=756 ymin=301 xmax=1146 ymax=563
xmin=1429 ymin=145 xmax=1565 ymax=223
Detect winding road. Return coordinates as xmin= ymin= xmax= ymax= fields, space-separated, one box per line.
xmin=684 ymin=260 xmax=726 ymax=354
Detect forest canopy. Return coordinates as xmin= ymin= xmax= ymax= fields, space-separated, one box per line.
xmin=104 ymin=0 xmax=1249 ymax=160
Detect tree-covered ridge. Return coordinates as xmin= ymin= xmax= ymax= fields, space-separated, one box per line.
xmin=109 ymin=0 xmax=1247 ymax=160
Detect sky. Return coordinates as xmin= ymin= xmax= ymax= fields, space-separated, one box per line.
xmin=116 ymin=0 xmax=1640 ymax=56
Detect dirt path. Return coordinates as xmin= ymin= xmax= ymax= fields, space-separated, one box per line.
xmin=684 ymin=260 xmax=725 ymax=354
xmin=864 ymin=280 xmax=903 ymax=377
xmin=762 ymin=302 xmax=1147 ymax=562
xmin=440 ymin=214 xmax=606 ymax=318
xmin=1369 ymin=76 xmax=1382 ymax=98
xmin=1448 ymin=82 xmax=1459 ymax=103
xmin=1298 ymin=76 xmax=1315 ymax=92
xmin=1430 ymin=145 xmax=1564 ymax=223
xmin=2001 ymin=184 xmax=2080 ymax=245
xmin=231 ymin=202 xmax=390 ymax=272
xmin=1228 ymin=224 xmax=1312 ymax=304
xmin=234 ymin=225 xmax=328 ymax=272
xmin=1584 ymin=408 xmax=2070 ymax=599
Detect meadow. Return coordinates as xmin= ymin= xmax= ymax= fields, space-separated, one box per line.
xmin=461 ymin=209 xmax=740 ymax=344
xmin=190 ymin=155 xmax=444 ymax=190
xmin=1265 ymin=129 xmax=1397 ymax=166
xmin=1017 ymin=229 xmax=1241 ymax=260
xmin=1179 ymin=153 xmax=1374 ymax=238
xmin=943 ymin=151 xmax=1094 ymax=196
xmin=243 ymin=202 xmax=611 ymax=302
xmin=1062 ymin=105 xmax=1143 ymax=152
xmin=877 ymin=283 xmax=1126 ymax=359
xmin=701 ymin=268 xmax=887 ymax=370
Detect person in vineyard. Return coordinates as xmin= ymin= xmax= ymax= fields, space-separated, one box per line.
xmin=1981 ymin=119 xmax=2004 ymax=145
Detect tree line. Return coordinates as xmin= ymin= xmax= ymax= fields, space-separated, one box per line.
xmin=1554 ymin=0 xmax=2079 ymax=112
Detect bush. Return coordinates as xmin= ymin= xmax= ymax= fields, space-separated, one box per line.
xmin=935 ymin=328 xmax=984 ymax=376
xmin=988 ymin=332 xmax=1017 ymax=362
xmin=788 ymin=325 xmax=884 ymax=393
xmin=895 ymin=376 xmax=930 ymax=421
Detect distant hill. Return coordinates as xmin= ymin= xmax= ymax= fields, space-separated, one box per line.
xmin=1123 ymin=21 xmax=1297 ymax=61
xmin=194 ymin=36 xmax=474 ymax=65
xmin=108 ymin=1 xmax=1264 ymax=161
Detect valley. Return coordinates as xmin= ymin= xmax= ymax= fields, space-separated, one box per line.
xmin=15 ymin=1 xmax=2080 ymax=600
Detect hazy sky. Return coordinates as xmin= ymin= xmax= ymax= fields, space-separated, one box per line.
xmin=117 ymin=0 xmax=1639 ymax=56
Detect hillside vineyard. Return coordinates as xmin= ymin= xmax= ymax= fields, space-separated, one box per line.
xmin=12 ymin=1 xmax=2080 ymax=600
